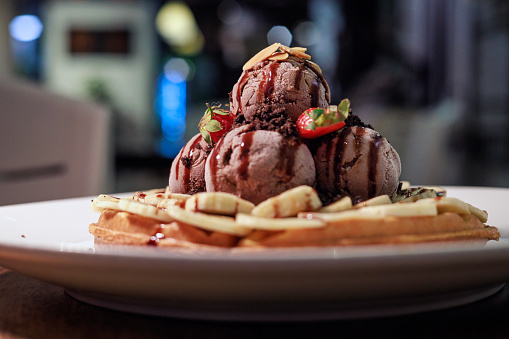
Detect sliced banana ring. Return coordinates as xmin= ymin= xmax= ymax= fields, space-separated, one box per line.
xmin=165 ymin=206 xmax=251 ymax=236
xmin=236 ymin=213 xmax=325 ymax=231
xmin=133 ymin=188 xmax=190 ymax=207
xmin=185 ymin=192 xmax=255 ymax=216
xmin=415 ymin=197 xmax=470 ymax=215
xmin=92 ymin=194 xmax=173 ymax=223
xmin=251 ymin=185 xmax=322 ymax=218
xmin=354 ymin=195 xmax=391 ymax=208
xmin=301 ymin=203 xmax=438 ymax=223
xmin=319 ymin=196 xmax=353 ymax=213
xmin=468 ymin=203 xmax=488 ymax=223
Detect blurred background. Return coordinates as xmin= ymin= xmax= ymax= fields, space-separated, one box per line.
xmin=0 ymin=0 xmax=508 ymax=205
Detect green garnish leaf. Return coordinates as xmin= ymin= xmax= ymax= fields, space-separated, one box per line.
xmin=200 ymin=128 xmax=212 ymax=144
xmin=206 ymin=119 xmax=222 ymax=132
xmin=305 ymin=121 xmax=316 ymax=131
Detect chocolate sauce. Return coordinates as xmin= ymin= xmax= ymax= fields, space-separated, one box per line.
xmin=177 ymin=136 xmax=202 ymax=191
xmin=368 ymin=133 xmax=383 ymax=198
xmin=260 ymin=62 xmax=280 ymax=97
xmin=310 ymin=77 xmax=321 ymax=107
xmin=234 ymin=72 xmax=250 ymax=115
xmin=238 ymin=132 xmax=254 ymax=180
xmin=208 ymin=137 xmax=225 ymax=189
xmin=332 ymin=128 xmax=350 ymax=191
xmin=147 ymin=226 xmax=165 ymax=246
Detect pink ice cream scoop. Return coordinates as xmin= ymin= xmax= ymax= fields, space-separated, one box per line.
xmin=313 ymin=126 xmax=401 ymax=202
xmin=169 ymin=134 xmax=211 ymax=194
xmin=205 ymin=126 xmax=316 ymax=205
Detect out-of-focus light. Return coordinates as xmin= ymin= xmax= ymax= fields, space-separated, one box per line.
xmin=164 ymin=57 xmax=195 ymax=82
xmin=217 ymin=0 xmax=242 ymax=25
xmin=156 ymin=1 xmax=204 ymax=56
xmin=294 ymin=21 xmax=320 ymax=46
xmin=156 ymin=64 xmax=188 ymax=158
xmin=9 ymin=15 xmax=43 ymax=42
xmin=267 ymin=26 xmax=292 ymax=46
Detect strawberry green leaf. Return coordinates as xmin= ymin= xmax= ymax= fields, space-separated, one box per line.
xmin=338 ymin=99 xmax=350 ymax=119
xmin=206 ymin=119 xmax=223 ymax=132
xmin=309 ymin=108 xmax=324 ymax=121
xmin=213 ymin=109 xmax=230 ymax=116
xmin=305 ymin=121 xmax=316 ymax=130
xmin=200 ymin=128 xmax=212 ymax=144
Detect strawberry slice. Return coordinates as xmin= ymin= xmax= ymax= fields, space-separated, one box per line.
xmin=297 ymin=99 xmax=350 ymax=139
xmin=199 ymin=103 xmax=234 ymax=144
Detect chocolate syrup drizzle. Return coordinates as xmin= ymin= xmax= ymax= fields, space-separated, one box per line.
xmin=326 ymin=127 xmax=384 ymax=201
xmin=174 ymin=136 xmax=203 ymax=192
xmin=233 ymin=56 xmax=329 ymax=118
xmin=238 ymin=131 xmax=254 ymax=180
xmin=208 ymin=137 xmax=226 ymax=190
xmin=260 ymin=62 xmax=279 ymax=97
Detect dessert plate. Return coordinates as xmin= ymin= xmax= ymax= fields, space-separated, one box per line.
xmin=1 ymin=186 xmax=509 ymax=321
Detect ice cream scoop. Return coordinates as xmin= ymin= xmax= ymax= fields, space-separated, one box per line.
xmin=205 ymin=126 xmax=316 ymax=205
xmin=313 ymin=126 xmax=401 ymax=202
xmin=169 ymin=134 xmax=211 ymax=194
xmin=230 ymin=55 xmax=330 ymax=123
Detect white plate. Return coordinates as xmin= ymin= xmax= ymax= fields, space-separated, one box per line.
xmin=1 ymin=186 xmax=509 ymax=321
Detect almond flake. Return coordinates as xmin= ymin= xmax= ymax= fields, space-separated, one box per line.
xmin=243 ymin=43 xmax=281 ymax=70
xmin=268 ymin=52 xmax=289 ymax=61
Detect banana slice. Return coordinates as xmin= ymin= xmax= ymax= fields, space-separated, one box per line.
xmin=133 ymin=187 xmax=166 ymax=199
xmin=156 ymin=198 xmax=188 ymax=209
xmin=319 ymin=196 xmax=353 ymax=213
xmin=165 ymin=206 xmax=251 ymax=236
xmin=415 ymin=197 xmax=470 ymax=215
xmin=236 ymin=213 xmax=325 ymax=230
xmin=251 ymin=185 xmax=322 ymax=218
xmin=185 ymin=192 xmax=255 ymax=216
xmin=354 ymin=195 xmax=392 ymax=208
xmin=92 ymin=195 xmax=173 ymax=223
xmin=400 ymin=181 xmax=411 ymax=189
xmin=133 ymin=188 xmax=190 ymax=207
xmin=301 ymin=203 xmax=437 ymax=223
xmin=467 ymin=203 xmax=488 ymax=223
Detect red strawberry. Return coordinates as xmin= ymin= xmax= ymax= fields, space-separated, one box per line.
xmin=297 ymin=99 xmax=350 ymax=139
xmin=199 ymin=103 xmax=234 ymax=144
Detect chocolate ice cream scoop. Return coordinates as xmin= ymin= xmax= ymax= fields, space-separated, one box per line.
xmin=205 ymin=126 xmax=316 ymax=205
xmin=169 ymin=134 xmax=211 ymax=194
xmin=313 ymin=126 xmax=401 ymax=202
xmin=230 ymin=55 xmax=330 ymax=123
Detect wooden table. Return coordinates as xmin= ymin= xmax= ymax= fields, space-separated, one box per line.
xmin=0 ymin=268 xmax=508 ymax=339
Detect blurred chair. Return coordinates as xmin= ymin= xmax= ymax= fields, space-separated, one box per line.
xmin=0 ymin=79 xmax=113 ymax=205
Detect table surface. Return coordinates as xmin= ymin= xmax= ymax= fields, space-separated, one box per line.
xmin=0 ymin=268 xmax=508 ymax=339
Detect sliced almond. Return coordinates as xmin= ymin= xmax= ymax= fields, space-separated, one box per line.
xmin=291 ymin=47 xmax=307 ymax=53
xmin=243 ymin=43 xmax=281 ymax=70
xmin=268 ymin=52 xmax=289 ymax=61
xmin=236 ymin=213 xmax=325 ymax=230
